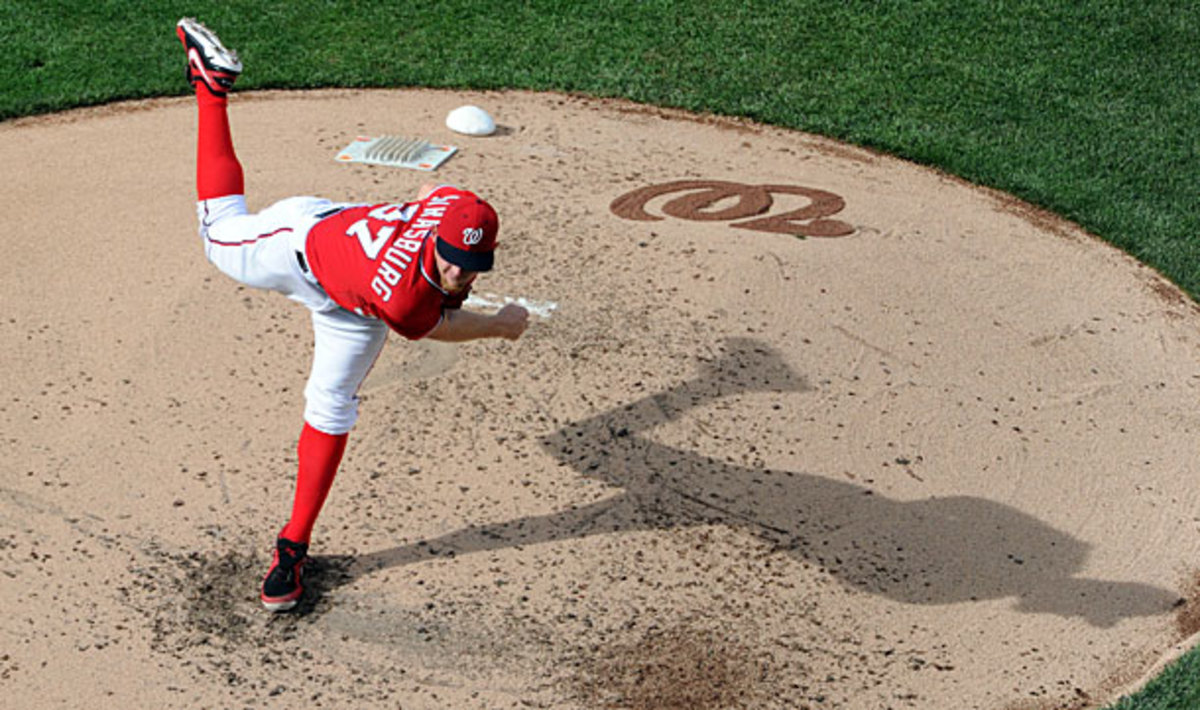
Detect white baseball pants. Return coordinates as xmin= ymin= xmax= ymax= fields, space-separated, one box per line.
xmin=195 ymin=194 xmax=388 ymax=435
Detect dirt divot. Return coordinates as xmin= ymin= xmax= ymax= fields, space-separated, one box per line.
xmin=142 ymin=544 xmax=353 ymax=654
xmin=1174 ymin=569 xmax=1200 ymax=639
xmin=568 ymin=620 xmax=769 ymax=709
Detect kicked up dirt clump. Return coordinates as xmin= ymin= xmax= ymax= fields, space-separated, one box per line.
xmin=1174 ymin=568 xmax=1200 ymax=639
xmin=132 ymin=540 xmax=354 ymax=656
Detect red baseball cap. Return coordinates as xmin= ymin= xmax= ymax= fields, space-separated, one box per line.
xmin=429 ymin=188 xmax=499 ymax=272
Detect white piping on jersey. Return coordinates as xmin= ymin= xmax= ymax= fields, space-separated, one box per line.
xmin=411 ymin=187 xmax=457 ymax=295
xmin=418 ymin=236 xmax=450 ymax=296
xmin=207 ymin=226 xmax=294 ymax=247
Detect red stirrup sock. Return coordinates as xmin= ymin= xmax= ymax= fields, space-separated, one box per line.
xmin=279 ymin=423 xmax=349 ymax=545
xmin=194 ymin=87 xmax=244 ymax=201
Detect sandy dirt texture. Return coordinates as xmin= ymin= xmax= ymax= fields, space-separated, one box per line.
xmin=2 ymin=89 xmax=1199 ymax=709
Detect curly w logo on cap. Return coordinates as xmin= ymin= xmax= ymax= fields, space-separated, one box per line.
xmin=421 ymin=186 xmax=499 ymax=272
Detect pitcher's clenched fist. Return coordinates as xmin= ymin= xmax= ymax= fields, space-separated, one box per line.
xmin=494 ymin=303 xmax=530 ymax=340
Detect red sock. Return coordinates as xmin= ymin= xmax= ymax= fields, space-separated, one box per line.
xmin=279 ymin=423 xmax=348 ymax=544
xmin=194 ymin=88 xmax=244 ymax=200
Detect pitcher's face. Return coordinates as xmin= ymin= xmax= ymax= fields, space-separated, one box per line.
xmin=435 ymin=251 xmax=477 ymax=294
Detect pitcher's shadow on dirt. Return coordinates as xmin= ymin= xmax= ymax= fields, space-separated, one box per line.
xmin=324 ymin=337 xmax=1178 ymax=627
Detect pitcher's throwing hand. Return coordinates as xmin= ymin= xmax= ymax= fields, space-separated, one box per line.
xmin=495 ymin=303 xmax=530 ymax=340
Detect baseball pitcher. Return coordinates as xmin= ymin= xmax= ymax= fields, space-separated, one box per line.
xmin=176 ymin=18 xmax=529 ymax=611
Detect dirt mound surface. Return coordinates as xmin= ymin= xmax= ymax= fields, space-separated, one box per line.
xmin=2 ymin=89 xmax=1198 ymax=709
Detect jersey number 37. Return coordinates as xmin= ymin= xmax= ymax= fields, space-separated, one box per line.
xmin=345 ymin=204 xmax=413 ymax=260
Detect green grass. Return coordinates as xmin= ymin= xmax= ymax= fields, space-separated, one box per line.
xmin=1 ymin=1 xmax=1197 ymax=706
xmin=1107 ymin=647 xmax=1200 ymax=710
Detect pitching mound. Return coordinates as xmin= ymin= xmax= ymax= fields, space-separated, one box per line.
xmin=2 ymin=89 xmax=1198 ymax=709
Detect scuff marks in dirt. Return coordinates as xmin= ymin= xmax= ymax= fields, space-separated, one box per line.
xmin=133 ymin=539 xmax=354 ymax=655
xmin=567 ymin=619 xmax=770 ymax=710
xmin=1174 ymin=568 xmax=1200 ymax=639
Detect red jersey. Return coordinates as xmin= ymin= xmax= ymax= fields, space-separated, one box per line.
xmin=304 ymin=191 xmax=469 ymax=340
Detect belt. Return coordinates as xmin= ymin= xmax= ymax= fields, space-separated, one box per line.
xmin=296 ymin=205 xmax=343 ymax=287
xmin=295 ymin=249 xmax=322 ymax=288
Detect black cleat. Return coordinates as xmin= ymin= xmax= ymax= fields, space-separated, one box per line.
xmin=260 ymin=537 xmax=308 ymax=612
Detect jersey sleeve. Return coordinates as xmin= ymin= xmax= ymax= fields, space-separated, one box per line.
xmin=443 ymin=285 xmax=470 ymax=310
xmin=390 ymin=283 xmax=470 ymax=340
xmin=409 ymin=311 xmax=446 ymax=341
xmin=387 ymin=307 xmax=443 ymax=341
